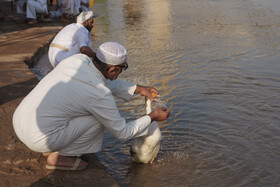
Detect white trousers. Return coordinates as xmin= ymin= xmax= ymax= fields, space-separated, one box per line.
xmin=81 ymin=0 xmax=89 ymax=12
xmin=51 ymin=116 xmax=105 ymax=156
xmin=26 ymin=0 xmax=48 ymax=19
xmin=61 ymin=0 xmax=80 ymax=16
xmin=18 ymin=115 xmax=105 ymax=156
xmin=16 ymin=0 xmax=26 ymax=14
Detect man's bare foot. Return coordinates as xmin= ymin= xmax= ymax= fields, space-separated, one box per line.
xmin=27 ymin=19 xmax=38 ymax=25
xmin=42 ymin=152 xmax=51 ymax=156
xmin=59 ymin=17 xmax=71 ymax=23
xmin=47 ymin=152 xmax=88 ymax=169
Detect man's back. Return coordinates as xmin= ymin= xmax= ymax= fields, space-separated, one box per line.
xmin=52 ymin=23 xmax=89 ymax=49
xmin=48 ymin=23 xmax=92 ymax=67
xmin=13 ymin=54 xmax=107 ymax=150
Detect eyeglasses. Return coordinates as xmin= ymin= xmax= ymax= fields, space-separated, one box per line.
xmin=115 ymin=62 xmax=128 ymax=70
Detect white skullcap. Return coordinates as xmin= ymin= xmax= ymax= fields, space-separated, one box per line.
xmin=96 ymin=42 xmax=127 ymax=65
xmin=77 ymin=11 xmax=94 ymax=24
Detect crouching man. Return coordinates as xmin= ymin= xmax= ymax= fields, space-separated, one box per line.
xmin=13 ymin=42 xmax=170 ymax=171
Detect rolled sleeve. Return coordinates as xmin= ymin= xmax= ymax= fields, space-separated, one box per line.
xmin=88 ymin=90 xmax=151 ymax=141
xmin=77 ymin=32 xmax=90 ymax=49
xmin=106 ymin=79 xmax=136 ymax=101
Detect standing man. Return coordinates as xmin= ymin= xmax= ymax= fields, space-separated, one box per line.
xmin=48 ymin=11 xmax=96 ymax=67
xmin=13 ymin=42 xmax=170 ymax=171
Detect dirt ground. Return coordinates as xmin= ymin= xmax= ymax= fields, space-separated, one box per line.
xmin=0 ymin=1 xmax=119 ymax=186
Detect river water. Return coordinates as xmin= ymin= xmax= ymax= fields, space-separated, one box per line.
xmin=33 ymin=0 xmax=280 ymax=186
xmin=90 ymin=0 xmax=280 ymax=186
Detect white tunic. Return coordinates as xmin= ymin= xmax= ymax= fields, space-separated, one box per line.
xmin=48 ymin=23 xmax=92 ymax=67
xmin=13 ymin=54 xmax=151 ymax=156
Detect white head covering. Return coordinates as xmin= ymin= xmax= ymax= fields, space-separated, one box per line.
xmin=77 ymin=11 xmax=94 ymax=24
xmin=96 ymin=42 xmax=127 ymax=65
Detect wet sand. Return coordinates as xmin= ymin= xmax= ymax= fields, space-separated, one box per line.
xmin=0 ymin=0 xmax=118 ymax=186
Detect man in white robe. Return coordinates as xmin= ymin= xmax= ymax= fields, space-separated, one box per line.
xmin=13 ymin=42 xmax=170 ymax=171
xmin=48 ymin=11 xmax=96 ymax=67
xmin=15 ymin=0 xmax=48 ymax=25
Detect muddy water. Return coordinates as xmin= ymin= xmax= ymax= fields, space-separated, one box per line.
xmin=32 ymin=0 xmax=280 ymax=186
xmin=89 ymin=0 xmax=280 ymax=186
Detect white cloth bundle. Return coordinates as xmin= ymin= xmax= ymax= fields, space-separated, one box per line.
xmin=130 ymin=98 xmax=162 ymax=164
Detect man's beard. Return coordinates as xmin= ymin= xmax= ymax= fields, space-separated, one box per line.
xmin=85 ymin=25 xmax=92 ymax=32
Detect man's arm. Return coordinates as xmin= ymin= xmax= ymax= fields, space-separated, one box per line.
xmin=88 ymin=92 xmax=169 ymax=141
xmin=88 ymin=92 xmax=152 ymax=141
xmin=80 ymin=46 xmax=95 ymax=58
xmin=106 ymin=79 xmax=136 ymax=101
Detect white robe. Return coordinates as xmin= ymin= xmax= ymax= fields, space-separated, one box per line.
xmin=26 ymin=0 xmax=48 ymax=19
xmin=48 ymin=23 xmax=92 ymax=67
xmin=13 ymin=54 xmax=151 ymax=156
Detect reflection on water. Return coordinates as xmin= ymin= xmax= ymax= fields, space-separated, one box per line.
xmin=251 ymin=0 xmax=280 ymax=13
xmin=92 ymin=0 xmax=280 ymax=186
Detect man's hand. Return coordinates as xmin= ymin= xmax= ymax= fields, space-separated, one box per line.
xmin=148 ymin=107 xmax=170 ymax=122
xmin=135 ymin=85 xmax=159 ymax=101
